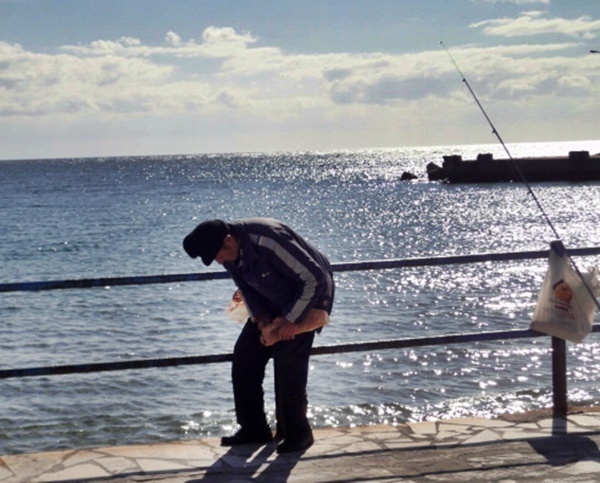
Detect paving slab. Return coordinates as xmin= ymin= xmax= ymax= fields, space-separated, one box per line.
xmin=2 ymin=407 xmax=600 ymax=482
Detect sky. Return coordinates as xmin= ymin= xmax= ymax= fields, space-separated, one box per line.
xmin=0 ymin=0 xmax=599 ymax=159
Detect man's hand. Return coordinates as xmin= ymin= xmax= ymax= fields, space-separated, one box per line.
xmin=260 ymin=316 xmax=297 ymax=346
xmin=253 ymin=313 xmax=272 ymax=331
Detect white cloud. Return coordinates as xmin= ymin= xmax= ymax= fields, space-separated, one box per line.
xmin=61 ymin=26 xmax=258 ymax=59
xmin=557 ymin=74 xmax=590 ymax=89
xmin=0 ymin=41 xmax=180 ymax=116
xmin=471 ymin=12 xmax=600 ymax=39
xmin=165 ymin=31 xmax=182 ymax=47
xmin=0 ymin=27 xmax=595 ymax=119
xmin=0 ymin=25 xmax=598 ymax=157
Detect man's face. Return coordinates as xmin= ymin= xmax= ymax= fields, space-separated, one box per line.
xmin=214 ymin=235 xmax=239 ymax=264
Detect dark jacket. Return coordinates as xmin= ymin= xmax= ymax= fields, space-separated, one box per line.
xmin=223 ymin=218 xmax=333 ymax=323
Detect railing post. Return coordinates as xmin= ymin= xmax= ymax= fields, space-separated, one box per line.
xmin=552 ymin=336 xmax=567 ymax=419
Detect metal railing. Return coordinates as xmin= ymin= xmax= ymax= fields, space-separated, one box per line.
xmin=2 ymin=246 xmax=600 ymax=420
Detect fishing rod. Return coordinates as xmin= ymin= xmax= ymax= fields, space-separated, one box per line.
xmin=440 ymin=41 xmax=600 ymax=311
xmin=439 ymin=41 xmax=561 ymax=239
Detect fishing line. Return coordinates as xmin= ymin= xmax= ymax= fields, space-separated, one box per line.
xmin=440 ymin=41 xmax=600 ymax=310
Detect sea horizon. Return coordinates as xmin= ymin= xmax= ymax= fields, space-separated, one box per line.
xmin=1 ymin=138 xmax=599 ymax=163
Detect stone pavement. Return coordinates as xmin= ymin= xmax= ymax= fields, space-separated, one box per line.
xmin=3 ymin=408 xmax=600 ymax=482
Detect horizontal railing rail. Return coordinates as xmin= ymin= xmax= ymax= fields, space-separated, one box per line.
xmin=1 ymin=326 xmax=598 ymax=381
xmin=3 ymin=246 xmax=600 ymax=420
xmin=2 ymin=246 xmax=600 ymax=293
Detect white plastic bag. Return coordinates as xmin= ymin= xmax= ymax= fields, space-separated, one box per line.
xmin=530 ymin=241 xmax=599 ymax=343
xmin=225 ymin=290 xmax=249 ymax=323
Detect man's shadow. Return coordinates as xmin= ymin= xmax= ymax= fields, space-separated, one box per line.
xmin=188 ymin=442 xmax=305 ymax=482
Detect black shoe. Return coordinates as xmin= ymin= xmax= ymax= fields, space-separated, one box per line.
xmin=220 ymin=428 xmax=273 ymax=447
xmin=276 ymin=432 xmax=314 ymax=454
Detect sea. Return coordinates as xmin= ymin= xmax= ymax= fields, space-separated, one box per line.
xmin=2 ymin=140 xmax=600 ymax=456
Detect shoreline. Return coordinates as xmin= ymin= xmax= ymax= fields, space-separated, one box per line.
xmin=3 ymin=406 xmax=600 ymax=482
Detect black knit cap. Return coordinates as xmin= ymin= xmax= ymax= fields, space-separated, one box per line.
xmin=183 ymin=220 xmax=229 ymax=265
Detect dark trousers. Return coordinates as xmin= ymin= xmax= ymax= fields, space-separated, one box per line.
xmin=232 ymin=320 xmax=315 ymax=438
